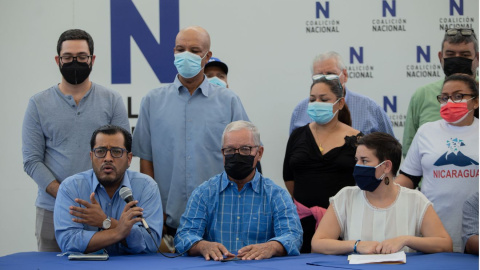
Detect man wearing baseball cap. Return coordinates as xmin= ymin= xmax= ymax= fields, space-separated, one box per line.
xmin=205 ymin=57 xmax=229 ymax=88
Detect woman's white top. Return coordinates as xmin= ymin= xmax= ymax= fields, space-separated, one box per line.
xmin=331 ymin=184 xmax=432 ymax=252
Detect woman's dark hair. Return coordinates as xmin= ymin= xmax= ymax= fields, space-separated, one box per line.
xmin=443 ymin=73 xmax=479 ymax=118
xmin=357 ymin=132 xmax=402 ymax=175
xmin=90 ymin=125 xmax=132 ymax=152
xmin=310 ymin=78 xmax=352 ymax=126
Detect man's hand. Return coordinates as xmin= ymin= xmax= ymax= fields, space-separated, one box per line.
xmin=237 ymin=241 xmax=285 ymax=260
xmin=356 ymin=240 xmax=381 ymax=254
xmin=195 ymin=241 xmax=234 ymax=261
xmin=376 ymin=236 xmax=408 ymax=254
xmin=113 ymin=200 xmax=144 ymax=238
xmin=83 ymin=200 xmax=143 ymax=253
xmin=70 ymin=192 xmax=107 ymax=227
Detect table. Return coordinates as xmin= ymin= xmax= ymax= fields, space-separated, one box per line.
xmin=0 ymin=252 xmax=477 ymax=270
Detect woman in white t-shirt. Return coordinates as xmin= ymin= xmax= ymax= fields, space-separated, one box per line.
xmin=311 ymin=132 xmax=452 ymax=254
xmin=396 ymin=74 xmax=479 ymax=252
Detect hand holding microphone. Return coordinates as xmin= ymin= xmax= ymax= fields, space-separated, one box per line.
xmin=119 ymin=187 xmax=152 ymax=234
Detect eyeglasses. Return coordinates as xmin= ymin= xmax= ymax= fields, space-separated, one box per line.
xmin=312 ymin=74 xmax=343 ymax=90
xmin=436 ymin=93 xmax=477 ymax=104
xmin=445 ymin=28 xmax=475 ymax=37
xmin=59 ymin=55 xmax=92 ymax=64
xmin=92 ymin=147 xmax=128 ymax=158
xmin=312 ymin=74 xmax=340 ymax=82
xmin=221 ymin=145 xmax=258 ymax=156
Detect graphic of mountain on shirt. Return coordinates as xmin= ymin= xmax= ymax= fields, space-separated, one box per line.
xmin=434 ymin=137 xmax=479 ymax=167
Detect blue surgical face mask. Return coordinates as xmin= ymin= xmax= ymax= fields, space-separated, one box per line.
xmin=353 ymin=161 xmax=386 ymax=192
xmin=174 ymin=51 xmax=208 ymax=79
xmin=208 ymin=76 xmax=227 ymax=88
xmin=307 ymin=99 xmax=340 ymax=125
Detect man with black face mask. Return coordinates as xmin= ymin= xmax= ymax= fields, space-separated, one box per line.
xmin=174 ymin=121 xmax=302 ymax=261
xmin=403 ymin=27 xmax=478 ymax=158
xmin=22 ymin=29 xmax=130 ymax=252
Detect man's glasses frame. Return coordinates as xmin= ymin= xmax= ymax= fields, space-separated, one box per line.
xmin=59 ymin=55 xmax=93 ymax=64
xmin=92 ymin=147 xmax=128 ymax=158
xmin=221 ymin=145 xmax=259 ymax=156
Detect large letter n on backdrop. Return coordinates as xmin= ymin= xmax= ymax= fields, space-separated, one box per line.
xmin=384 ymin=96 xmax=397 ymax=113
xmin=382 ymin=0 xmax=396 ymax=17
xmin=111 ymin=0 xmax=179 ymax=84
xmin=416 ymin=46 xmax=430 ymax=63
xmin=349 ymin=47 xmax=363 ymax=64
xmin=450 ymin=0 xmax=463 ymax=16
xmin=316 ymin=2 xmax=329 ymax=19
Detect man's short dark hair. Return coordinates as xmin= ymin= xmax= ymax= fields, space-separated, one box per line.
xmin=57 ymin=29 xmax=94 ymax=55
xmin=442 ymin=28 xmax=478 ymax=54
xmin=358 ymin=132 xmax=402 ymax=175
xmin=90 ymin=125 xmax=132 ymax=152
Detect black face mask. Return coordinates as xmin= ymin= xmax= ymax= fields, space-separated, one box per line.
xmin=224 ymin=153 xmax=255 ymax=180
xmin=60 ymin=60 xmax=92 ymax=85
xmin=443 ymin=57 xmax=473 ymax=77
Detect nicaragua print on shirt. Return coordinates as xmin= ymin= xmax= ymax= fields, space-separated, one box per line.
xmin=433 ymin=137 xmax=479 ymax=179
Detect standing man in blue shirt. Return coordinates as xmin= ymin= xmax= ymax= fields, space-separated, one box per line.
xmin=132 ymin=26 xmax=250 ymax=243
xmin=175 ymin=121 xmax=302 ymax=260
xmin=289 ymin=51 xmax=394 ymax=136
xmin=22 ymin=29 xmax=130 ymax=252
xmin=54 ymin=125 xmax=162 ymax=255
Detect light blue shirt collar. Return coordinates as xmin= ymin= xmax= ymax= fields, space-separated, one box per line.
xmin=91 ymin=170 xmax=132 ymax=196
xmin=220 ymin=169 xmax=261 ymax=193
xmin=173 ymin=75 xmax=211 ymax=97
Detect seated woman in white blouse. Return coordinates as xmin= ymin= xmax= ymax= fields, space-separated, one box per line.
xmin=311 ymin=132 xmax=452 ymax=254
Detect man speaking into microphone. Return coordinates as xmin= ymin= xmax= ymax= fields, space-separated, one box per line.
xmin=54 ymin=125 xmax=163 ymax=255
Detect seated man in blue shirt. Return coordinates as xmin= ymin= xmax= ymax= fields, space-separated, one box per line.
xmin=54 ymin=125 xmax=163 ymax=255
xmin=175 ymin=120 xmax=302 ymax=261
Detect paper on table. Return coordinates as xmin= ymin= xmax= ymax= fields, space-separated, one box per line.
xmin=347 ymin=251 xmax=406 ymax=264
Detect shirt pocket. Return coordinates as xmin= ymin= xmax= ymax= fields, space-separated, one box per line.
xmin=203 ymin=120 xmax=229 ymax=152
xmin=244 ymin=206 xmax=274 ymax=246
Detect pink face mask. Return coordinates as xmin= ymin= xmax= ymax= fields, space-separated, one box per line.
xmin=440 ymin=101 xmax=471 ymax=123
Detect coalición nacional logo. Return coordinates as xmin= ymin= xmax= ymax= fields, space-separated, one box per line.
xmin=384 ymin=96 xmax=407 ymax=128
xmin=438 ymin=0 xmax=474 ymax=31
xmin=348 ymin=47 xmax=374 ymax=79
xmin=372 ymin=0 xmax=407 ymax=32
xmin=306 ymin=1 xmax=340 ymax=33
xmin=405 ymin=46 xmax=442 ymax=78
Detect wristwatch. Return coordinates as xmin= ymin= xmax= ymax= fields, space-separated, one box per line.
xmin=102 ymin=217 xmax=111 ymax=230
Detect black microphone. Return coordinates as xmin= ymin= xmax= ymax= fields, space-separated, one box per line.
xmin=119 ymin=187 xmax=151 ymax=233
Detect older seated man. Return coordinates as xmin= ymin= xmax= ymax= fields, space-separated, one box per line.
xmin=175 ymin=120 xmax=302 ymax=260
xmin=54 ymin=125 xmax=163 ymax=255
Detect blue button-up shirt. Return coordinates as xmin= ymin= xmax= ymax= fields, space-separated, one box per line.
xmin=54 ymin=169 xmax=163 ymax=255
xmin=22 ymin=83 xmax=130 ymax=211
xmin=289 ymin=88 xmax=394 ymax=136
xmin=132 ymin=75 xmax=250 ymax=229
xmin=174 ymin=171 xmax=303 ymax=256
